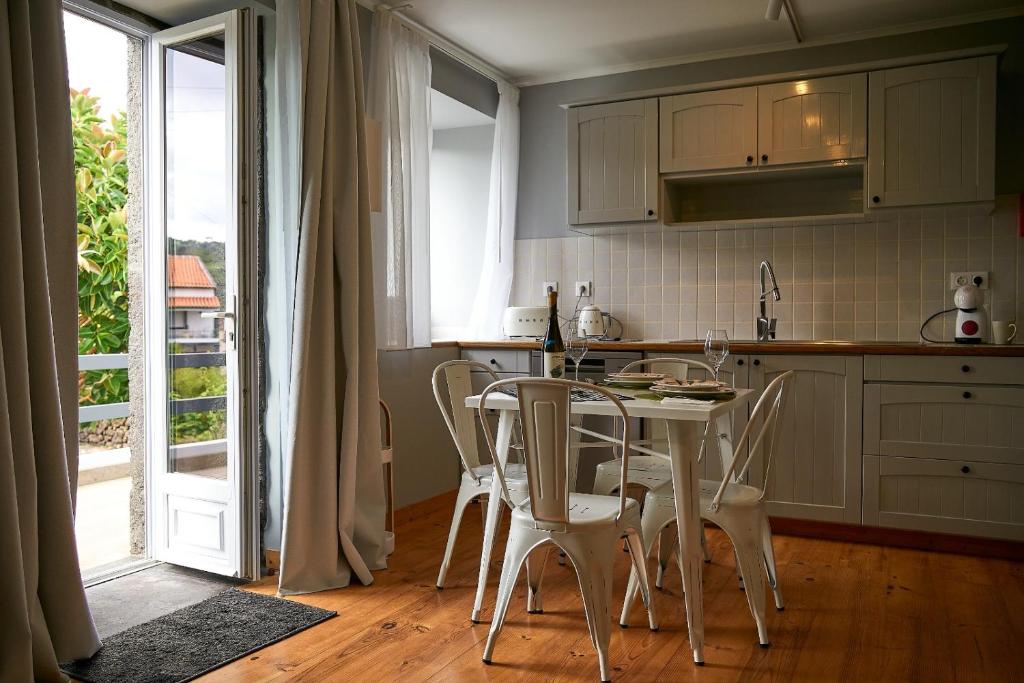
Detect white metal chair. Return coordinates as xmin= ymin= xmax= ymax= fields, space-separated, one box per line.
xmin=479 ymin=378 xmax=658 ymax=683
xmin=590 ymin=357 xmax=723 ymax=499
xmin=432 ymin=361 xmax=530 ymax=595
xmin=620 ymin=370 xmax=794 ymax=647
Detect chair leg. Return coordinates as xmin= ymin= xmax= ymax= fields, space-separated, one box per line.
xmin=655 ymin=525 xmax=676 ymax=590
xmin=624 ymin=530 xmax=658 ymax=631
xmin=732 ymin=534 xmax=770 ymax=647
xmin=525 ymin=545 xmax=550 ymax=614
xmin=562 ymin=537 xmax=615 ymax=683
xmin=471 ymin=492 xmax=505 ymax=623
xmin=482 ymin=527 xmax=536 ymax=664
xmin=437 ymin=483 xmax=479 ymax=589
xmin=760 ymin=515 xmax=785 ymax=611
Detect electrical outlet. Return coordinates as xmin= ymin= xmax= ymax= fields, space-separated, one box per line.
xmin=542 ymin=281 xmax=558 ymax=296
xmin=949 ymin=271 xmax=989 ymax=290
xmin=574 ymin=280 xmax=592 ymax=297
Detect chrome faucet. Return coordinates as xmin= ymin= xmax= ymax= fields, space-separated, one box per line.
xmin=758 ymin=259 xmax=781 ymax=341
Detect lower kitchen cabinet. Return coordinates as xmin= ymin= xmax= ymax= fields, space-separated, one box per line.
xmin=864 ymin=455 xmax=1024 ymax=541
xmin=750 ymin=355 xmax=863 ymax=524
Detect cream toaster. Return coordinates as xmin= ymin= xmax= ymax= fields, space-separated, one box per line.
xmin=502 ymin=306 xmax=548 ymax=338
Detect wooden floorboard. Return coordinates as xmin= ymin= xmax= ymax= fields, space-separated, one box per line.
xmin=205 ymin=493 xmax=1024 ymax=682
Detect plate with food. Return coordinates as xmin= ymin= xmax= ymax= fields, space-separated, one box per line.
xmin=604 ymin=372 xmax=670 ymax=388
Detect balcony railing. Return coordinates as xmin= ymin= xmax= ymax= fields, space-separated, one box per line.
xmin=78 ymin=352 xmax=227 ymax=424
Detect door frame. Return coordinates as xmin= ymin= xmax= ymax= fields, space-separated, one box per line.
xmin=144 ymin=8 xmax=259 ymax=579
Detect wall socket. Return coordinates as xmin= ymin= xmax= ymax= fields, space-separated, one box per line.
xmin=542 ymin=281 xmax=558 ymax=296
xmin=574 ymin=280 xmax=592 ymax=297
xmin=949 ymin=271 xmax=989 ymax=290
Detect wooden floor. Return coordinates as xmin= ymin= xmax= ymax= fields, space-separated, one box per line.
xmin=211 ymin=492 xmax=1024 ymax=681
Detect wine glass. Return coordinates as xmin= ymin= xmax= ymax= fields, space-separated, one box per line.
xmin=565 ymin=319 xmax=590 ymax=381
xmin=704 ymin=329 xmax=729 ymax=382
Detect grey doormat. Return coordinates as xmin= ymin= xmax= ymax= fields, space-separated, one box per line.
xmin=61 ymin=588 xmax=335 ymax=683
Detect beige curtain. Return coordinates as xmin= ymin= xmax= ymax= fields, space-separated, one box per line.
xmin=0 ymin=0 xmax=102 ymax=678
xmin=278 ymin=0 xmax=388 ymax=595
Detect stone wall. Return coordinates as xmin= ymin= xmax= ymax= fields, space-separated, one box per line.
xmin=126 ymin=35 xmax=146 ymax=557
xmin=79 ymin=418 xmax=130 ymax=449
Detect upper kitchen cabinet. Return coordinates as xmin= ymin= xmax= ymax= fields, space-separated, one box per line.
xmin=867 ymin=56 xmax=996 ymax=208
xmin=757 ymin=74 xmax=866 ymax=166
xmin=659 ymin=87 xmax=757 ymax=173
xmin=567 ymin=98 xmax=658 ymax=225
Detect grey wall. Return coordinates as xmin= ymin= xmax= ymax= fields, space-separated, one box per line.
xmin=379 ymin=347 xmax=461 ymax=508
xmin=517 ymin=16 xmax=1024 ymax=239
xmin=432 ymin=47 xmax=499 ymax=117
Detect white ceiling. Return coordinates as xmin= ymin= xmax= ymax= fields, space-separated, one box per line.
xmin=395 ymin=0 xmax=1024 ymax=85
xmin=431 ymin=89 xmax=494 ymax=130
xmin=116 ymin=0 xmax=273 ymax=26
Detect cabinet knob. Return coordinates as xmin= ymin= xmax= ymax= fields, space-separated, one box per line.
xmin=753 ymin=359 xmax=761 ymax=366
xmin=961 ymin=465 xmax=971 ymax=474
xmin=872 ymin=196 xmax=880 ymax=204
xmin=736 ymin=359 xmax=744 ymax=366
xmin=647 ymin=209 xmax=655 ymax=216
xmin=746 ymin=155 xmax=753 ymax=164
xmin=961 ymin=364 xmax=971 ymax=373
xmin=489 ymin=358 xmax=497 ymax=365
xmin=962 ymin=391 xmax=972 ymax=399
xmin=761 ymin=154 xmax=768 ymax=162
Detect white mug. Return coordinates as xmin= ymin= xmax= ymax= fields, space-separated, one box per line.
xmin=992 ymin=321 xmax=1017 ymax=345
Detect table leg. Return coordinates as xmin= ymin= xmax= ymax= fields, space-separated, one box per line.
xmin=472 ymin=409 xmax=514 ymax=623
xmin=666 ymin=418 xmax=706 ymax=665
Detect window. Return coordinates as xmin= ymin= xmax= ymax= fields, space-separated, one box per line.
xmin=428 ymin=89 xmax=494 ymax=340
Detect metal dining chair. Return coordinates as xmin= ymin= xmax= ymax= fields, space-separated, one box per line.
xmin=431 ymin=361 xmax=530 ymax=595
xmin=478 ymin=377 xmax=658 ymax=683
xmin=620 ymin=370 xmax=794 ymax=648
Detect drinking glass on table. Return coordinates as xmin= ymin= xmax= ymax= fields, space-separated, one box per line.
xmin=565 ymin=320 xmax=590 ymax=381
xmin=704 ymin=329 xmax=729 ymax=382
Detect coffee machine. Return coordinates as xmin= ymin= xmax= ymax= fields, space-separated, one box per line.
xmin=954 ymin=284 xmax=988 ymax=343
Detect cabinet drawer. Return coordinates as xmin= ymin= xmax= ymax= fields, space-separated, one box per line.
xmin=461 ymin=349 xmax=528 ymax=374
xmin=864 ymin=455 xmax=1024 ymax=541
xmin=864 ymin=355 xmax=1024 ymax=385
xmin=865 ymin=384 xmax=1024 ymax=464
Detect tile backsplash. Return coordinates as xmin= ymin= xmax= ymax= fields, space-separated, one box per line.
xmin=510 ymin=196 xmax=1023 ymax=342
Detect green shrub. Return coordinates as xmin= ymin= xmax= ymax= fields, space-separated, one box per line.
xmin=73 ymin=88 xmax=129 ymax=407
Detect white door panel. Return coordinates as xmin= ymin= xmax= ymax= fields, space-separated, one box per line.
xmin=146 ymin=9 xmax=256 ymax=578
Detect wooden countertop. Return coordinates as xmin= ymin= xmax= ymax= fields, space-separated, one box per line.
xmin=438 ymin=339 xmax=1024 ymax=357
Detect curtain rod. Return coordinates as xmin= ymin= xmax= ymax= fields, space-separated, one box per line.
xmin=356 ymin=0 xmax=511 ymax=87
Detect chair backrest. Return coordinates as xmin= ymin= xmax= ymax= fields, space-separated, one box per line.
xmin=709 ymin=370 xmax=794 ymax=511
xmin=432 ymin=360 xmax=499 ymax=480
xmin=479 ymin=378 xmax=632 ymax=524
xmin=622 ymin=356 xmax=733 ymax=386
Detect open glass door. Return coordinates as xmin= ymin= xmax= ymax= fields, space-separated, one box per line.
xmin=146 ymin=9 xmax=257 ymax=578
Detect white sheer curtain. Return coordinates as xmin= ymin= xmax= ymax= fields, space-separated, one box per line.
xmin=367 ymin=9 xmax=432 ymax=349
xmin=466 ymin=82 xmax=520 ymax=339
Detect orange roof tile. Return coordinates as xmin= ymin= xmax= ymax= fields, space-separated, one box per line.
xmin=169 ymin=296 xmax=221 ymax=309
xmin=168 ymin=255 xmax=216 ymax=288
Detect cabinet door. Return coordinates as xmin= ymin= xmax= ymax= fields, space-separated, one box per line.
xmin=864 ymin=455 xmax=1024 ymax=541
xmin=757 ymin=74 xmax=866 ymax=165
xmin=867 ymin=56 xmax=995 ymax=207
xmin=749 ymin=355 xmax=863 ymax=523
xmin=567 ymin=99 xmax=658 ymax=225
xmin=659 ymin=87 xmax=757 ymax=172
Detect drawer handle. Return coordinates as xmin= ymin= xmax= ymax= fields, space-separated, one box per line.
xmin=489 ymin=358 xmax=497 ymax=365
xmin=963 ymin=391 xmax=972 ymax=399
xmin=961 ymin=465 xmax=971 ymax=474
xmin=753 ymin=359 xmax=761 ymax=366
xmin=736 ymin=359 xmax=744 ymax=366
xmin=961 ymin=364 xmax=971 ymax=373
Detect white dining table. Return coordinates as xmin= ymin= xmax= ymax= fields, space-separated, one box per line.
xmin=466 ymin=387 xmax=755 ymax=665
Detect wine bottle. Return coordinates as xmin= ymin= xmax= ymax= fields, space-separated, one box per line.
xmin=542 ymin=289 xmax=565 ymax=378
